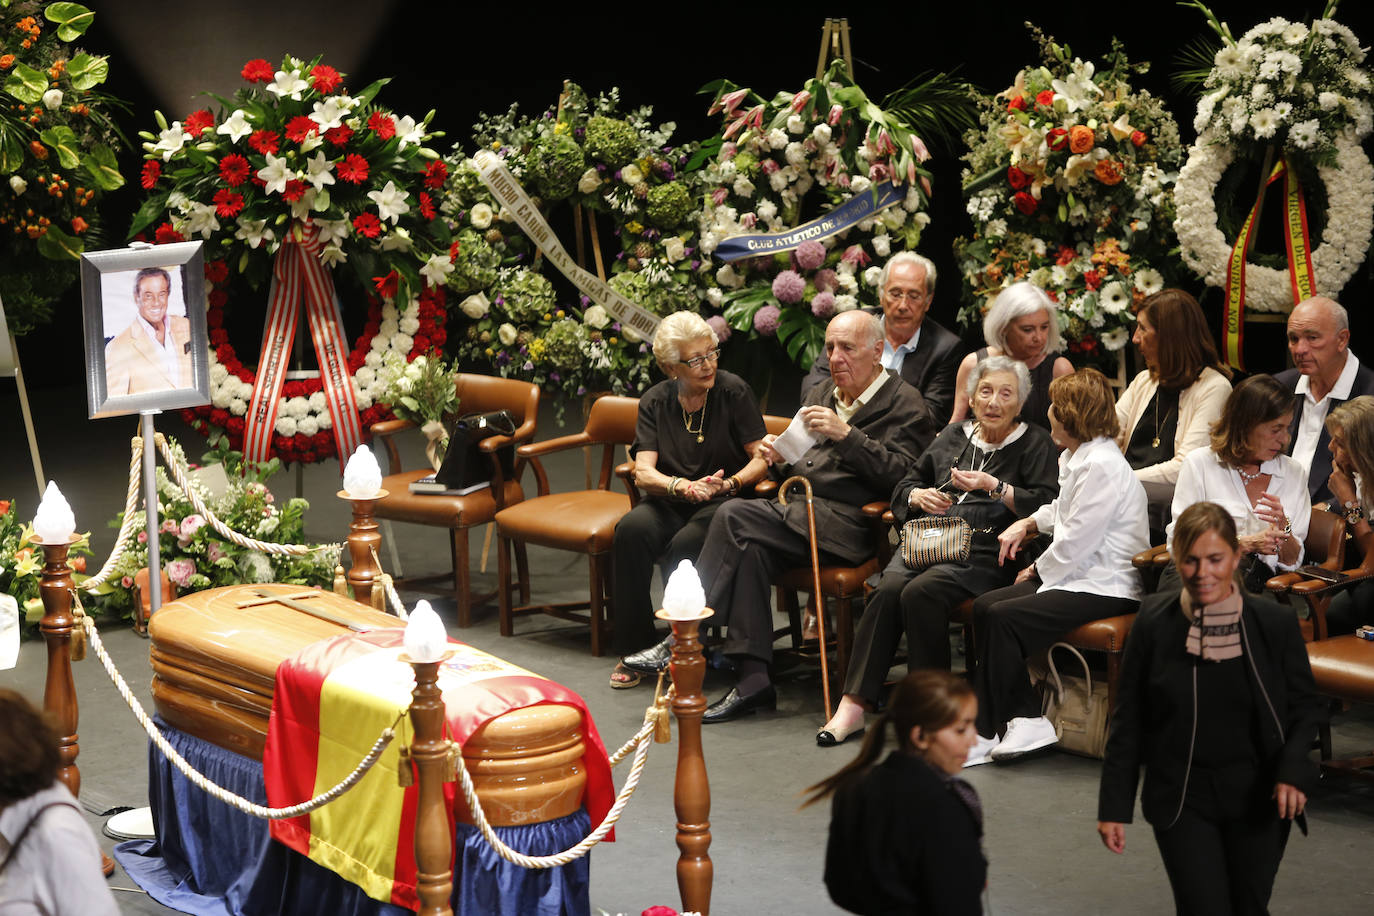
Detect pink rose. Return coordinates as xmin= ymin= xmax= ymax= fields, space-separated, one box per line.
xmin=166 ymin=558 xmax=197 ymax=589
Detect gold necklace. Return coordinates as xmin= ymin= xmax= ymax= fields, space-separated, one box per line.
xmin=681 ymin=388 xmax=708 ymax=443
xmin=1151 ymin=388 xmax=1176 ymax=449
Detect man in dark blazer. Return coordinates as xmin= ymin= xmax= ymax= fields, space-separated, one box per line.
xmin=801 ymin=251 xmax=965 ymax=421
xmin=1273 ymin=297 xmax=1374 ymax=505
xmin=694 ymin=309 xmax=937 ymax=722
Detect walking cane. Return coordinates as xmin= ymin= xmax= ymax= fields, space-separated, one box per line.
xmin=778 ymin=475 xmax=832 ymax=720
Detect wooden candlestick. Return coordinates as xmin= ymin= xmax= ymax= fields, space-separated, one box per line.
xmin=339 ymin=489 xmax=388 ymax=608
xmin=657 ymin=607 xmax=714 ymax=916
xmin=406 ymin=652 xmax=454 ymax=916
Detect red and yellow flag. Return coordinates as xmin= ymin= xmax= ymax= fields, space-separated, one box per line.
xmin=263 ymin=629 xmax=613 ymax=909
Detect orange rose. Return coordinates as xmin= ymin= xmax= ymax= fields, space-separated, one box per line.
xmin=1069 ymin=125 xmax=1095 ymax=154
xmin=0 ymin=55 xmax=15 ymax=70
xmin=1094 ymin=159 xmax=1124 ymax=186
xmin=0 ymin=499 xmax=10 ymax=515
xmin=70 ymin=556 xmax=87 ymax=573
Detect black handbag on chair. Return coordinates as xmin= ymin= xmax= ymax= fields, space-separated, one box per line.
xmin=434 ymin=410 xmax=517 ymax=491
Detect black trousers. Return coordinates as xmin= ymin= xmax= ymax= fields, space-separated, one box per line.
xmin=844 ymin=552 xmax=1013 ymax=706
xmin=693 ymin=499 xmax=824 ymax=663
xmin=972 ymin=581 xmax=1138 ymax=737
xmin=1152 ymin=803 xmax=1290 ymax=915
xmin=610 ymin=499 xmax=724 ymax=657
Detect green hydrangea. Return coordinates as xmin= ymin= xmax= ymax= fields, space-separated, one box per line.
xmin=496 ymin=268 xmax=557 ymax=323
xmin=450 ymin=158 xmax=488 ymax=202
xmin=645 ymin=181 xmax=693 ymax=229
xmin=610 ymin=270 xmax=696 ymax=317
xmin=584 ymin=116 xmax=639 ymax=167
xmin=447 ymin=229 xmax=500 ymax=295
xmin=527 ymin=133 xmax=585 ymax=201
xmin=541 ymin=319 xmax=589 ymax=369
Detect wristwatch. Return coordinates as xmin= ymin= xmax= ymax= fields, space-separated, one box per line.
xmin=1345 ymin=501 xmax=1366 ymax=525
xmin=989 ymin=479 xmax=1007 ymax=500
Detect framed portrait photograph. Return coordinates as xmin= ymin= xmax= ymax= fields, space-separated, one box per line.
xmin=80 ymin=242 xmax=211 ymax=419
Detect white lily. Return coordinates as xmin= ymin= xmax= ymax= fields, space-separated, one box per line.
xmin=303 ymin=151 xmax=336 ymax=191
xmin=380 ymin=227 xmax=413 ymax=251
xmin=217 ymin=109 xmax=253 ymax=143
xmin=185 ymin=202 xmax=220 ymax=238
xmin=310 ymin=95 xmax=353 ymax=131
xmin=235 ymin=217 xmax=274 ymax=249
xmin=289 ymin=189 xmax=316 ymax=220
xmin=257 ymin=152 xmax=293 ymax=195
xmin=367 ymin=180 xmax=410 ymax=223
xmin=266 ymin=69 xmax=310 ymax=101
xmin=393 ymin=115 xmax=426 ymax=149
xmin=153 ymin=122 xmax=189 ymax=160
xmin=313 ymin=217 xmax=351 ymax=247
xmin=319 ymin=245 xmax=347 ymax=267
xmin=420 ymin=253 xmax=455 ymax=288
xmin=1107 ymin=113 xmax=1134 ymax=142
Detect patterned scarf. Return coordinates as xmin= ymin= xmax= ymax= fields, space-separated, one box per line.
xmin=1182 ymin=587 xmax=1244 ymax=661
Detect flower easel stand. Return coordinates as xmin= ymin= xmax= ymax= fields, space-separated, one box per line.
xmin=0 ymin=299 xmax=47 ymax=496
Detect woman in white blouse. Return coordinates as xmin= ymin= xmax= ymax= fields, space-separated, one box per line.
xmin=1115 ymin=290 xmax=1232 ymax=538
xmin=1168 ymin=374 xmax=1310 ymax=593
xmin=965 ymin=369 xmax=1150 ymax=765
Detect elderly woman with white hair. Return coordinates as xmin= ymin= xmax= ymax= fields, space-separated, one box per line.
xmin=951 ymin=281 xmax=1074 ymax=430
xmin=610 ymin=311 xmax=768 ymax=688
xmin=817 ymin=355 xmax=1060 ymax=747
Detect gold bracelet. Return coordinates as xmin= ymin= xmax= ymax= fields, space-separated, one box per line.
xmin=668 ymin=477 xmax=680 ymax=498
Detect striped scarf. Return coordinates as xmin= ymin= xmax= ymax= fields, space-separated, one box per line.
xmin=1182 ymin=588 xmax=1244 ymax=661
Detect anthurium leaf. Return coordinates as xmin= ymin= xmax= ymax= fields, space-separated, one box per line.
xmin=39 ymin=125 xmax=81 ymax=169
xmin=127 ymin=191 xmax=170 ymax=238
xmin=45 ymin=2 xmax=95 ymax=40
xmin=4 ymin=64 xmax=48 ymax=104
xmin=80 ymin=144 xmax=124 ymax=190
xmin=67 ymin=53 xmax=108 ymax=91
xmin=0 ymin=127 xmax=25 ymax=173
xmin=37 ymin=225 xmax=83 ymax=260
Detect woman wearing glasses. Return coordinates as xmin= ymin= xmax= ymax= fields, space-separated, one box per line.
xmin=610 ymin=311 xmax=769 ymax=689
xmin=950 ymin=282 xmax=1073 ymax=430
xmin=817 ymin=356 xmax=1060 ymax=746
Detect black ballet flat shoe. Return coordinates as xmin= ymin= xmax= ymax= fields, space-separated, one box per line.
xmin=816 ymin=722 xmax=866 ymax=748
xmin=621 ymin=635 xmax=673 ymax=674
xmin=702 ymin=685 xmax=777 ymax=724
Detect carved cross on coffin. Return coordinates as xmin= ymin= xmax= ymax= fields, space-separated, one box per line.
xmin=236 ymin=588 xmax=366 ymax=632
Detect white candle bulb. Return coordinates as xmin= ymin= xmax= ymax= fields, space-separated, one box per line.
xmin=404 ymin=599 xmax=448 ymax=663
xmin=662 ymin=559 xmax=706 ymax=619
xmin=342 ymin=445 xmax=382 ymax=499
xmin=33 ymin=480 xmax=76 ymax=544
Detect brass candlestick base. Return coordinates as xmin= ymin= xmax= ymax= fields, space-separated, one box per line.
xmin=656 ymin=607 xmax=715 ymax=916
xmin=339 ymin=489 xmax=389 ymax=608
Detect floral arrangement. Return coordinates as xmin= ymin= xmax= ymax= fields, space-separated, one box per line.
xmin=954 ymin=30 xmax=1184 ymax=363
xmin=444 ymin=83 xmax=688 ymax=404
xmin=132 ymin=54 xmax=456 ymax=463
xmin=1175 ymin=2 xmax=1374 ymax=313
xmin=373 ymin=349 xmax=461 ymax=466
xmin=0 ymin=1 xmax=126 ymax=335
xmin=0 ymin=497 xmax=91 ymax=624
xmin=696 ymin=59 xmax=945 ymax=368
xmin=88 ymin=439 xmax=339 ymax=620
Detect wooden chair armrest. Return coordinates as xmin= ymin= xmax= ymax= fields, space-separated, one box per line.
xmin=753 ymin=479 xmax=779 ymax=498
xmin=861 ymin=500 xmax=889 ymax=519
xmin=1290 ymin=567 xmax=1374 ymax=598
xmin=369 ymin=417 xmax=418 ymax=476
xmin=515 ymin=431 xmax=594 ymax=459
xmin=1265 ymin=572 xmax=1302 ymax=593
xmin=882 ymin=509 xmax=896 ymax=525
xmin=615 ymin=460 xmax=642 ymax=508
xmin=1132 ymin=544 xmax=1169 ymax=570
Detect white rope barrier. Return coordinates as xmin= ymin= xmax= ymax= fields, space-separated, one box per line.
xmin=370 ymin=546 xmax=409 ymax=621
xmin=79 ymin=438 xmax=145 ymax=591
xmin=77 ymin=599 xmax=395 ymax=819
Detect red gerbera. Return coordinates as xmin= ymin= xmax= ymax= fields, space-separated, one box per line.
xmin=241 ymin=58 xmax=274 ymax=83
xmin=422 ymin=159 xmax=447 ymax=190
xmin=248 ymin=129 xmax=279 ymax=155
xmin=285 ymin=115 xmax=317 ymax=143
xmin=183 ymin=109 xmax=215 ymax=136
xmin=372 ymin=270 xmax=399 ymax=300
xmin=213 ymin=189 xmax=244 ymax=217
xmin=448 ymin=239 xmax=461 ymax=261
xmin=205 ymin=259 xmax=229 ymax=284
xmin=140 ymin=159 xmax=161 ymax=190
xmin=155 ymin=222 xmax=185 ymax=244
xmin=323 ymin=124 xmax=353 ymax=146
xmin=367 ymin=111 xmax=395 ymax=140
xmin=337 ymin=153 xmax=369 ymax=184
xmin=282 ymin=179 xmax=308 ymax=202
xmin=353 ymin=212 xmax=382 ymax=238
xmin=1035 ymin=90 xmax=1055 ymax=108
xmin=418 ymin=191 xmax=435 ymax=220
xmin=310 ymin=64 xmax=342 ymax=94
xmin=219 ymin=153 xmax=251 ymax=186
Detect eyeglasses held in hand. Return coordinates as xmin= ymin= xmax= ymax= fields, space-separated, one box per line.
xmin=680 ymin=348 xmax=721 ymax=369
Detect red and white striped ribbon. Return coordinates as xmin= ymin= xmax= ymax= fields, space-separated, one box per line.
xmin=243 ymin=222 xmax=363 ymax=466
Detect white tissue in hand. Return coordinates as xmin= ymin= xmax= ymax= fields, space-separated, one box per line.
xmin=343 ymin=445 xmax=382 ymax=498
xmin=33 ymin=480 xmax=76 ymax=543
xmin=662 ymin=559 xmax=706 ymax=619
xmin=404 ymin=600 xmax=448 ymax=662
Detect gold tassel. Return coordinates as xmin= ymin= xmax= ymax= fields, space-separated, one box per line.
xmin=396 ymin=745 xmax=414 ymax=787
xmin=651 ymin=670 xmax=672 ymax=743
xmin=444 ymin=741 xmax=460 ymax=783
xmin=70 ymin=622 xmax=86 ymax=662
xmin=332 ymin=565 xmax=347 ymax=596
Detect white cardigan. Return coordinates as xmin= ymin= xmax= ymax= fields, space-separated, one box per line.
xmin=1115 ymin=366 xmax=1233 ymax=491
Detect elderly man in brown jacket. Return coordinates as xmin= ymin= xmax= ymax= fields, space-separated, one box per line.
xmin=694 ymin=309 xmax=937 ymax=723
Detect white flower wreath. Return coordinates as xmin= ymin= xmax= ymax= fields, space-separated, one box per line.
xmin=1175 ymin=130 xmax=1374 ymax=312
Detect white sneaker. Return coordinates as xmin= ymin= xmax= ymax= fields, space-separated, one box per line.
xmin=989 ymin=716 xmax=1058 ymax=761
xmin=963 ymin=734 xmax=998 ymax=768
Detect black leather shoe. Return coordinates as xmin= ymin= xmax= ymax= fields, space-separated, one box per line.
xmin=621 ymin=635 xmax=673 ymax=674
xmin=702 ymin=685 xmax=777 ymax=724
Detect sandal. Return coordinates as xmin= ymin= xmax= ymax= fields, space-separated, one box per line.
xmin=609 ymin=663 xmax=643 ymax=690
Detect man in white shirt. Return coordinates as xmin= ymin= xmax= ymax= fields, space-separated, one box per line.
xmin=104 ymin=267 xmax=193 ymax=397
xmin=801 ymin=252 xmax=965 ymax=419
xmin=1274 ymin=297 xmax=1374 ymax=504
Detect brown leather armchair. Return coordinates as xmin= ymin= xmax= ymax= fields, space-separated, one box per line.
xmin=370 ymin=374 xmax=540 ymax=627
xmin=493 ymin=394 xmax=640 ymax=656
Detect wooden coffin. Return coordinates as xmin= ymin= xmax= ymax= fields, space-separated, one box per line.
xmin=148 ymin=584 xmax=587 ymax=826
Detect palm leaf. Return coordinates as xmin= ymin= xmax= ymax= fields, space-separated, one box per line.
xmin=880 ymin=70 xmax=980 ymax=157
xmin=1172 ymin=36 xmax=1222 ymax=94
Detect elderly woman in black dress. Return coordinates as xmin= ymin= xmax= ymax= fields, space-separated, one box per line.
xmin=610 ymin=311 xmax=768 ymax=688
xmin=817 ymin=355 xmax=1060 ymax=746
